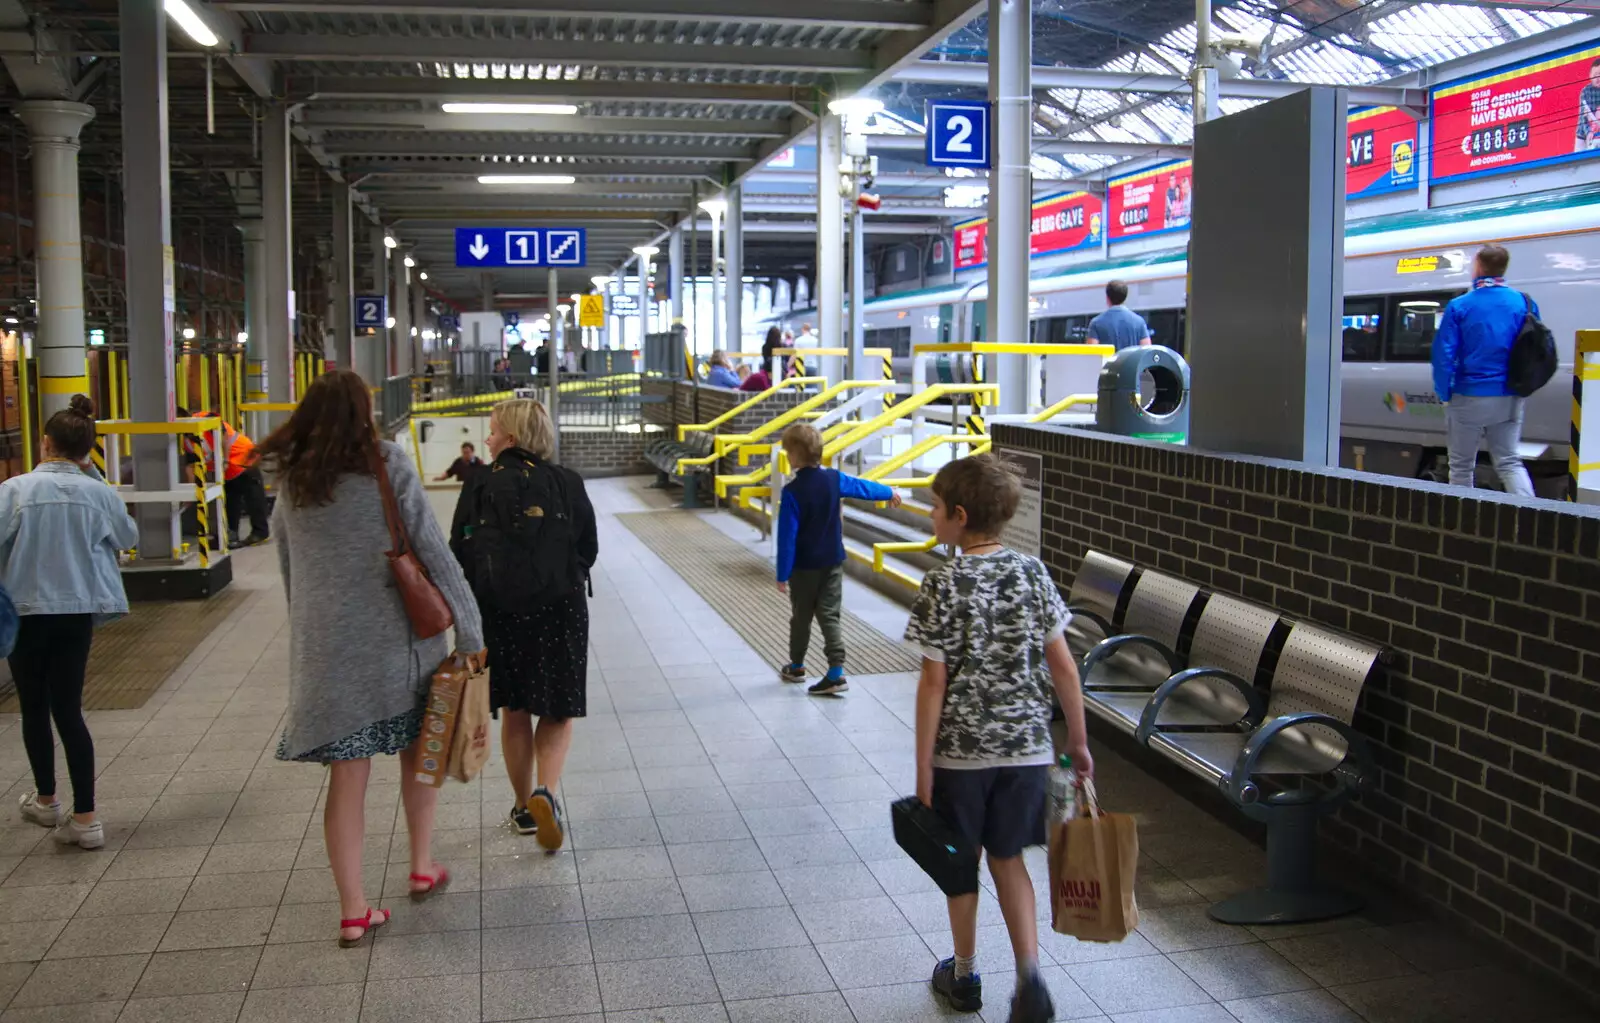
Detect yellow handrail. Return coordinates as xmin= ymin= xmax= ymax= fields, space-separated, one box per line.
xmin=821 ymin=383 xmax=999 ymax=464
xmin=413 ymin=389 xmax=516 ymax=413
xmin=677 ymin=379 xmax=889 ymax=473
xmin=863 ymin=433 xmax=988 ymax=482
xmin=1029 ymin=392 xmax=1098 ymax=423
xmin=677 ymin=376 xmax=824 ymax=441
xmin=912 ymin=342 xmax=1113 ymax=357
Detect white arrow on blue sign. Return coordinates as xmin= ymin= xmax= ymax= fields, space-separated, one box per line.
xmin=455 ymin=227 xmax=587 ymax=268
xmin=926 ymin=99 xmax=990 ymax=169
xmin=354 ymin=295 xmax=387 ymax=328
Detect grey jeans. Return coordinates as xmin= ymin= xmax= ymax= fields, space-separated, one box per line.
xmin=1446 ymin=394 xmax=1534 ymax=498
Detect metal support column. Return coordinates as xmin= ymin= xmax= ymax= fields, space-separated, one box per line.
xmin=330 ymin=182 xmax=353 ymax=371
xmin=546 ymin=267 xmax=560 ymax=461
xmin=848 ymin=193 xmax=864 ymax=381
xmin=1194 ymin=0 xmax=1219 ymax=125
xmin=15 ymin=100 xmax=93 ymax=417
xmin=237 ymin=220 xmax=266 ymax=400
xmin=816 ymin=113 xmax=844 ymax=354
xmin=119 ymin=0 xmax=178 ymax=558
xmin=393 ymin=248 xmax=412 ymax=377
xmin=987 ymin=0 xmax=1032 ymax=414
xmin=668 ymin=223 xmax=684 ymax=331
xmin=369 ymin=224 xmax=389 ymax=387
xmin=479 ymin=271 xmax=494 ymax=313
xmin=726 ymin=185 xmax=744 ymax=355
xmin=637 ymin=251 xmax=652 ymax=352
xmin=708 ymin=209 xmax=723 ymax=356
xmin=261 ymin=103 xmax=293 ymax=411
xmin=412 ymin=277 xmax=426 ymax=363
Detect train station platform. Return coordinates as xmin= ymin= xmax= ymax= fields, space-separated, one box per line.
xmin=0 ymin=478 xmax=1588 ymax=1023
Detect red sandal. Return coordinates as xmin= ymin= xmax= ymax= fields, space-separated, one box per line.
xmin=337 ymin=906 xmax=390 ymax=948
xmin=409 ymin=865 xmax=450 ymax=902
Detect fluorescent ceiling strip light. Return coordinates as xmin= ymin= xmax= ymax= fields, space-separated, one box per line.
xmin=165 ymin=0 xmax=219 ymax=47
xmin=477 ymin=174 xmax=576 ymax=185
xmin=442 ymin=102 xmax=578 ymax=115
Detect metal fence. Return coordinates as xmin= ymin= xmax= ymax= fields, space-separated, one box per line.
xmin=379 ymin=374 xmax=413 ymax=433
xmin=518 ymin=374 xmax=663 ymax=430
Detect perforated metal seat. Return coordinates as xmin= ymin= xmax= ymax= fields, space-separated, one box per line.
xmin=1079 ymin=570 xmax=1200 ymax=693
xmin=1063 ymin=551 xmax=1134 ymax=662
xmin=1092 ymin=594 xmax=1279 ymax=737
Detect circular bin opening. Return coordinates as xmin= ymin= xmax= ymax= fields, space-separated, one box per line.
xmin=1137 ymin=364 xmax=1185 ymax=417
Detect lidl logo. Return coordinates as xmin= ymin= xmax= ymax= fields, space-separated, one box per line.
xmin=1391 ymin=139 xmax=1416 ymax=183
xmin=1089 ymin=211 xmax=1103 ymax=239
xmin=1383 ymin=391 xmax=1408 ymax=414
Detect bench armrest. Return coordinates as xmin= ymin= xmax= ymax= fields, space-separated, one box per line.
xmin=1225 ymin=712 xmax=1375 ymax=809
xmin=1065 ymin=605 xmax=1113 ymax=638
xmin=1082 ymin=633 xmax=1182 ymax=683
xmin=1134 ymin=667 xmax=1265 ymax=746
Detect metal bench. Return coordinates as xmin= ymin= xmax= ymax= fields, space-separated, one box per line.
xmin=645 ymin=431 xmax=716 ymax=508
xmin=1137 ymin=621 xmax=1383 ymax=926
xmin=1089 ymin=593 xmax=1278 ymax=737
xmin=1079 ymin=570 xmax=1203 ymax=693
xmin=1063 ymin=551 xmax=1135 ymax=663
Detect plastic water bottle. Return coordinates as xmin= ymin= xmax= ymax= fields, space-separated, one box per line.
xmin=1048 ymin=753 xmax=1079 ymax=824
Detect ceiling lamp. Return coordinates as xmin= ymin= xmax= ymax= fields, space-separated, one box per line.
xmin=590 ymin=275 xmax=613 ymax=288
xmin=632 ymin=245 xmax=659 ymax=257
xmin=827 ymin=96 xmax=884 ymax=119
xmin=476 ymin=174 xmax=576 ymax=185
xmin=383 ymin=235 xmax=398 ymax=249
xmin=403 ymin=255 xmax=416 ymax=268
xmin=442 ymin=102 xmax=578 ymax=116
xmin=419 ymin=271 xmax=429 ymax=281
xmin=698 ymin=197 xmax=728 ymax=218
xmin=165 ymin=0 xmax=218 ymax=47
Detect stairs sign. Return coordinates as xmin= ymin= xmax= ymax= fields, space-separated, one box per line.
xmin=454 ymin=227 xmax=587 ymax=268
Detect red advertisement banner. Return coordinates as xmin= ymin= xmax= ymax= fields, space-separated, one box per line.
xmin=1346 ymin=106 xmax=1419 ymax=198
xmin=1107 ymin=160 xmax=1192 ymax=240
xmin=1432 ymin=40 xmax=1600 ymax=183
xmin=952 ymin=191 xmax=1104 ymax=270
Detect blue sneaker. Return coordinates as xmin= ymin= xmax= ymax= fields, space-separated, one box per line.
xmin=808 ymin=666 xmax=848 ymax=696
xmin=931 ymin=957 xmax=982 ymax=1012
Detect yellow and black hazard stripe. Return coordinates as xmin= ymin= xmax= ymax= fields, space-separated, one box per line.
xmin=881 ymin=350 xmax=896 ymax=409
xmin=90 ymin=441 xmax=107 ymax=481
xmin=1574 ymin=331 xmax=1600 ymax=500
xmin=191 ymin=461 xmax=210 ymax=568
xmin=965 ymin=352 xmax=986 ymax=435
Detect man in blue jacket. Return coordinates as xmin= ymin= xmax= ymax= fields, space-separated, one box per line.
xmin=775 ymin=424 xmax=899 ymax=696
xmin=1430 ymin=244 xmax=1536 ymax=498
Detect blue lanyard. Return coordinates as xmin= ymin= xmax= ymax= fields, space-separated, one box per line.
xmin=1472 ymin=276 xmax=1505 ymax=290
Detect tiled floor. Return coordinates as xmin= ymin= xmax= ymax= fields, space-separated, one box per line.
xmin=0 ymin=477 xmax=1587 ymax=1023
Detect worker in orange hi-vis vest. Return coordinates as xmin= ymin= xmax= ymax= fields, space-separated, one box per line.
xmin=177 ymin=406 xmax=271 ymax=546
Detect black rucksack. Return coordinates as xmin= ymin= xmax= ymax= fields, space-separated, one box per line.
xmin=472 ymin=456 xmax=585 ymax=611
xmin=1506 ymin=292 xmax=1558 ymax=398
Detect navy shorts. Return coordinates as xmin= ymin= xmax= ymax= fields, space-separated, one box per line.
xmin=931 ymin=765 xmax=1049 ymax=860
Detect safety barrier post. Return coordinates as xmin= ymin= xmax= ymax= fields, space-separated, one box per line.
xmin=1574 ymin=330 xmax=1600 ymax=504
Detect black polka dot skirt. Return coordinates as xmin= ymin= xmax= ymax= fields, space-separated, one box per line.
xmin=483 ymin=594 xmax=589 ymax=719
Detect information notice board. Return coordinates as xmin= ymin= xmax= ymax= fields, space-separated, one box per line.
xmin=999 ymin=451 xmax=1043 ymax=559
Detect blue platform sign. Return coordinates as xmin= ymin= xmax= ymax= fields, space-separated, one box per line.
xmin=454 ymin=227 xmax=588 ymax=268
xmin=925 ymin=99 xmax=990 ymax=169
xmin=438 ymin=314 xmax=460 ymax=331
xmin=354 ymin=295 xmax=387 ymax=329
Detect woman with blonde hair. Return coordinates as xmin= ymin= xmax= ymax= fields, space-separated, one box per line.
xmin=706 ymin=349 xmax=741 ymax=389
xmin=260 ymin=370 xmax=484 ymax=947
xmin=451 ymin=398 xmax=596 ymax=851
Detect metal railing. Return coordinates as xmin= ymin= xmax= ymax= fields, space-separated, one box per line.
xmin=518 ymin=374 xmax=661 ymax=430
xmin=379 ymin=374 xmax=413 ymax=433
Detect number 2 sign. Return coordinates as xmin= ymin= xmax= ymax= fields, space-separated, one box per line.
xmin=926 ymin=99 xmax=990 ymax=169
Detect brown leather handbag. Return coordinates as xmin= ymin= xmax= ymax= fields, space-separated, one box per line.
xmin=372 ymin=444 xmax=454 ymax=639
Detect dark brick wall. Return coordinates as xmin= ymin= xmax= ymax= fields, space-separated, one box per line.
xmin=993 ymin=423 xmax=1600 ymax=999
xmin=559 ymin=427 xmax=658 ymax=478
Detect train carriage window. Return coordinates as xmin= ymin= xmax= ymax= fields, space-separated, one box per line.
xmin=1145 ymin=309 xmax=1186 ymax=356
xmin=1386 ymin=291 xmax=1458 ymax=362
xmin=1342 ymin=298 xmax=1383 ymax=362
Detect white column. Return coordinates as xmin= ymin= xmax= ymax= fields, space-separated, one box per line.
xmin=369 ymin=223 xmax=389 ymax=385
xmin=330 ymin=183 xmax=353 ymax=371
xmin=15 ymin=100 xmax=93 ymax=418
xmin=546 ymin=267 xmax=561 ymax=461
xmin=1194 ymin=0 xmax=1219 ymax=125
xmin=393 ymin=248 xmax=412 ymax=376
xmin=261 ymin=103 xmax=293 ymax=412
xmin=236 ymin=219 xmax=267 ymax=400
xmin=708 ymin=209 xmax=723 ymax=355
xmin=987 ymin=0 xmax=1032 ymax=413
xmin=816 ymin=113 xmax=844 ymax=353
xmin=412 ymin=278 xmax=426 ymax=365
xmin=726 ymin=186 xmax=744 ymax=353
xmin=668 ymin=224 xmax=685 ymax=330
xmin=637 ymin=252 xmax=652 ymax=347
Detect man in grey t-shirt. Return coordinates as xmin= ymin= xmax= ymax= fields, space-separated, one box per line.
xmin=1086 ymin=280 xmax=1152 ymax=351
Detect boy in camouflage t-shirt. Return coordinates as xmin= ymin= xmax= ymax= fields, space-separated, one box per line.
xmin=904 ymin=455 xmax=1093 ymax=1023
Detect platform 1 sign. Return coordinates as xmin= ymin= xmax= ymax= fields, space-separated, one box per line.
xmin=1432 ymin=39 xmax=1600 ymax=184
xmin=1346 ymin=106 xmax=1419 ymax=198
xmin=1108 ymin=160 xmax=1192 ymax=241
xmin=926 ymin=99 xmax=991 ymax=168
xmin=454 ymin=227 xmax=588 ymax=268
xmin=952 ymin=191 xmax=1105 ymax=271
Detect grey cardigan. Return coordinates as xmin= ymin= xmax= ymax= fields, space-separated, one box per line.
xmin=274 ymin=441 xmax=485 ymax=760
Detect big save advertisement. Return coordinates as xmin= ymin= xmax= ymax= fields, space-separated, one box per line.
xmin=1432 ymin=38 xmax=1600 ymax=183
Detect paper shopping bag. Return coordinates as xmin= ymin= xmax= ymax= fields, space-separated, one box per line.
xmin=448 ymin=666 xmax=491 ymax=783
xmin=1049 ymin=777 xmax=1139 ymax=942
xmin=414 ymin=657 xmax=469 ymax=788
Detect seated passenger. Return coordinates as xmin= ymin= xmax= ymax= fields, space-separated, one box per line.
xmin=739 ymin=365 xmax=773 ymax=392
xmin=706 ymin=351 xmax=742 ymax=389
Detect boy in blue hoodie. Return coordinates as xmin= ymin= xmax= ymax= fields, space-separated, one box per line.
xmin=776 ymin=424 xmax=899 ymax=695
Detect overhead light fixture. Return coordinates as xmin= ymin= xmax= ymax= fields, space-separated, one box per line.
xmin=698 ymin=197 xmax=728 ymax=218
xmin=827 ymin=95 xmax=884 ymax=119
xmin=590 ymin=275 xmax=613 ymax=288
xmin=558 ymin=303 xmax=571 ymax=315
xmin=632 ymin=245 xmax=659 ymax=257
xmin=442 ymin=102 xmax=578 ymax=116
xmin=182 ymin=327 xmax=196 ymax=340
xmin=410 ymin=326 xmax=419 ymax=337
xmin=384 ymin=235 xmax=398 ymax=249
xmin=3 ymin=316 xmax=16 ymax=325
xmin=419 ymin=271 xmax=429 ymax=281
xmin=165 ymin=0 xmax=219 ymax=47
xmin=476 ymin=174 xmax=576 ymax=186
xmin=236 ymin=331 xmax=248 ymax=344
xmin=385 ymin=315 xmax=397 ymax=329
xmin=403 ymin=255 xmax=416 ymax=268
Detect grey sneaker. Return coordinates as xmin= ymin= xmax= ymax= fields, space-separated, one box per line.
xmin=779 ymin=664 xmax=806 ymax=684
xmin=508 ymin=804 xmax=538 ymax=836
xmin=18 ymin=793 xmax=63 ymax=828
xmin=528 ymin=787 xmax=564 ymax=853
xmin=52 ymin=817 xmax=105 ymax=850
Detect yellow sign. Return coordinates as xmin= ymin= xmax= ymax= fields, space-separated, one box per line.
xmin=1396 ymin=255 xmax=1442 ymax=274
xmin=1391 ymin=138 xmax=1415 ymax=178
xmin=578 ymin=294 xmax=605 ymax=328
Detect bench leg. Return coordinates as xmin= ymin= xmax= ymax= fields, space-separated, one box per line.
xmin=651 ymin=471 xmax=671 ymax=489
xmin=1206 ymin=802 xmax=1364 ymax=926
xmin=681 ymin=474 xmax=702 ymax=509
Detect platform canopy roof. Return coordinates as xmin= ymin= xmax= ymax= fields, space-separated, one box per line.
xmin=2 ymin=0 xmax=1595 ymax=308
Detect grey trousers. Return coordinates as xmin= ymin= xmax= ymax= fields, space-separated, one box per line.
xmin=1446 ymin=394 xmax=1534 ymax=498
xmin=788 ymin=565 xmax=845 ymax=669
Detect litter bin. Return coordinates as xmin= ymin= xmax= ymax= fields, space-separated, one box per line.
xmin=1095 ymin=345 xmax=1190 ymax=443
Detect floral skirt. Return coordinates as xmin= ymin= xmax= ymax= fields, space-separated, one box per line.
xmin=277 ymin=694 xmax=425 ymax=764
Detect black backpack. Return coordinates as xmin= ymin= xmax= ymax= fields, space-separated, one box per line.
xmin=1506 ymin=292 xmax=1558 ymax=398
xmin=472 ymin=455 xmax=584 ymax=611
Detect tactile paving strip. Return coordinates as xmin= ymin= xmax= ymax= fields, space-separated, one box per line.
xmin=617 ymin=510 xmax=920 ymax=677
xmin=0 ymin=589 xmax=252 ymax=712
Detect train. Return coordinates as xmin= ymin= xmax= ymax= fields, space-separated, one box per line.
xmin=772 ymin=183 xmax=1600 ymax=498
